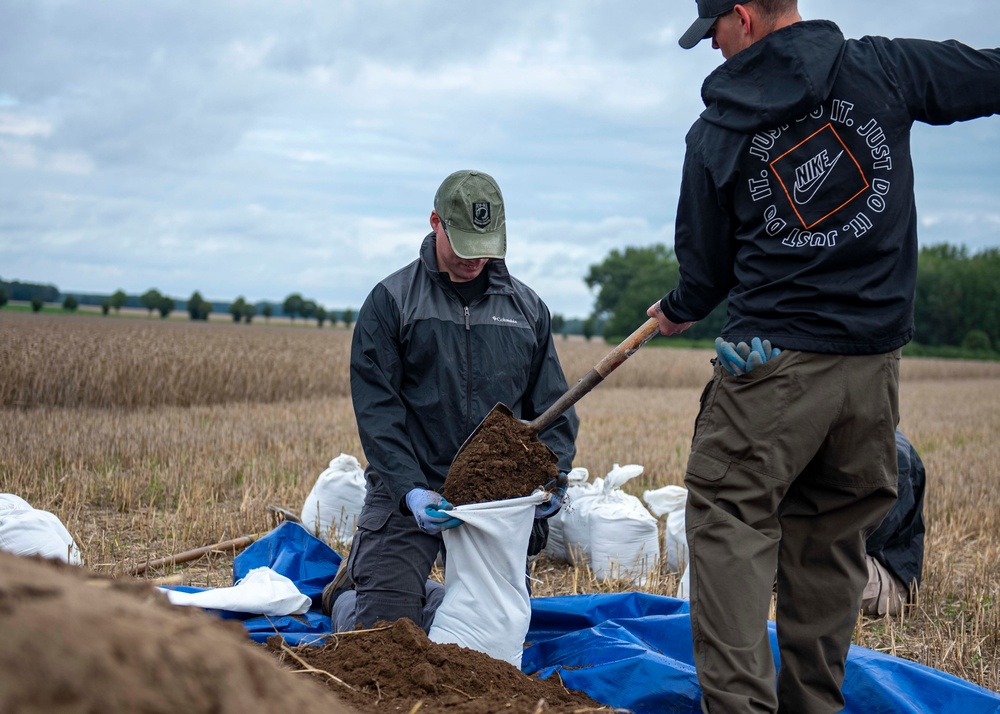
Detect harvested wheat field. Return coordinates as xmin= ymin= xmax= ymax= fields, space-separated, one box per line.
xmin=2 ymin=310 xmax=999 ymax=710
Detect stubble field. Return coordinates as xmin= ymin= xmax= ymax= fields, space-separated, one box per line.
xmin=2 ymin=310 xmax=998 ymax=693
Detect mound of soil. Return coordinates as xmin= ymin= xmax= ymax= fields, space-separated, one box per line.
xmin=444 ymin=409 xmax=559 ymax=506
xmin=269 ymin=617 xmax=614 ymax=713
xmin=0 ymin=551 xmax=351 ymax=714
xmin=1 ymin=553 xmax=616 ymax=713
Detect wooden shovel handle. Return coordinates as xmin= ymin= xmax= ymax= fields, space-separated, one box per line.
xmin=529 ymin=317 xmax=661 ymax=434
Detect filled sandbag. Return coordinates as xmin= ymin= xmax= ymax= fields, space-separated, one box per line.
xmin=300 ymin=453 xmax=366 ymax=545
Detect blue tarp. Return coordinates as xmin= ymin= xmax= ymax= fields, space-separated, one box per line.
xmin=217 ymin=523 xmax=1000 ymax=713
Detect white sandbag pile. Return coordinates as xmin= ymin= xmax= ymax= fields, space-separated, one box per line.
xmin=0 ymin=494 xmax=83 ymax=565
xmin=545 ymin=464 xmax=659 ymax=585
xmin=542 ymin=467 xmax=591 ymax=563
xmin=300 ymin=453 xmax=366 ymax=546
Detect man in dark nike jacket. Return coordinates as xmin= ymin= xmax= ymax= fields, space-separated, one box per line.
xmin=341 ymin=169 xmax=578 ymax=632
xmin=646 ymin=1 xmax=1000 ymax=711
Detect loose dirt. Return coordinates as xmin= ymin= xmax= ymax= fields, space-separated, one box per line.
xmin=0 ymin=552 xmax=616 ymax=713
xmin=444 ymin=409 xmax=560 ymax=505
xmin=0 ymin=551 xmax=352 ymax=714
xmin=268 ymin=618 xmax=615 ymax=713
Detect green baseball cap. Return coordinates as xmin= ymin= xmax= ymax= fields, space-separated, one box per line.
xmin=433 ymin=170 xmax=507 ymax=260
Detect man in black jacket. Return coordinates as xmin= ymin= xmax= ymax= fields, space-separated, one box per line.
xmin=337 ymin=169 xmax=578 ymax=632
xmin=647 ymin=1 xmax=1000 ymax=711
xmin=861 ymin=429 xmax=926 ymax=617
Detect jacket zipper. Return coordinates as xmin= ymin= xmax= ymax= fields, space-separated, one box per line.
xmin=464 ymin=305 xmax=473 ymax=435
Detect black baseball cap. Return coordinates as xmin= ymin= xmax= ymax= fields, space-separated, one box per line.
xmin=678 ymin=0 xmax=740 ymax=49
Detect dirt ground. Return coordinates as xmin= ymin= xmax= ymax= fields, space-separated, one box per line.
xmin=0 ymin=551 xmax=352 ymax=714
xmin=0 ymin=552 xmax=615 ymax=713
xmin=0 ymin=405 xmax=608 ymax=713
xmin=268 ymin=619 xmax=615 ymax=713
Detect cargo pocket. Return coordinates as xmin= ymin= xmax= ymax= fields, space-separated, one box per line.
xmin=349 ymin=506 xmax=394 ymax=588
xmin=686 ymin=450 xmax=730 ymax=484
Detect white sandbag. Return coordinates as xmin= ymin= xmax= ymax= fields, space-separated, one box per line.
xmin=542 ymin=467 xmax=590 ymax=563
xmin=586 ymin=464 xmax=659 ymax=585
xmin=429 ymin=492 xmax=546 ymax=668
xmin=0 ymin=494 xmax=82 ymax=565
xmin=159 ymin=566 xmax=311 ymax=616
xmin=300 ymin=453 xmax=366 ymax=545
xmin=557 ymin=476 xmax=606 ymax=565
xmin=643 ymin=485 xmax=689 ymax=573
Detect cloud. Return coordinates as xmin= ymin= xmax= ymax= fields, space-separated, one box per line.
xmin=0 ymin=0 xmax=997 ymax=320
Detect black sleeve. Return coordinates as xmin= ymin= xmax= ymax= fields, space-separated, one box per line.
xmin=875 ymin=37 xmax=1000 ymax=125
xmin=350 ymin=284 xmax=427 ymax=509
xmin=522 ymin=303 xmax=578 ymax=474
xmin=660 ymin=128 xmax=739 ymax=324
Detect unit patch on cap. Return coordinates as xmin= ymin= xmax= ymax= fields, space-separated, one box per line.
xmin=472 ymin=201 xmax=491 ymax=228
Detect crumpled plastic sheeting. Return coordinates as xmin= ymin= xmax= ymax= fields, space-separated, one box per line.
xmin=160 ymin=566 xmax=311 ymax=616
xmin=523 ymin=592 xmax=1000 ymax=714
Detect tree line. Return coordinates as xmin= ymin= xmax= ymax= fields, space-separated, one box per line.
xmin=0 ymin=281 xmax=355 ymax=329
xmin=580 ymin=242 xmax=1000 ymax=354
xmin=5 ymin=241 xmax=997 ymax=350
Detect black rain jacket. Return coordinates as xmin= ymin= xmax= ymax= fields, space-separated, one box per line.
xmin=661 ymin=21 xmax=1000 ymax=354
xmin=867 ymin=430 xmax=926 ymax=592
xmin=351 ymin=233 xmax=579 ymax=511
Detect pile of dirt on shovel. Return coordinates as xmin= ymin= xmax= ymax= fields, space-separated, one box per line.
xmin=268 ymin=617 xmax=616 ymax=714
xmin=443 ymin=408 xmax=560 ymax=506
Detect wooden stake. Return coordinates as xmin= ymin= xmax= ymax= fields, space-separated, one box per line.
xmin=128 ymin=533 xmax=260 ymax=576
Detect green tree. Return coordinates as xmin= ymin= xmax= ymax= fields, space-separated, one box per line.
xmin=914 ymin=244 xmax=1000 ymax=348
xmin=242 ymin=302 xmax=256 ymax=324
xmin=230 ymin=296 xmax=247 ymax=323
xmin=551 ymin=313 xmax=566 ymax=335
xmin=283 ymin=293 xmax=304 ymax=322
xmin=157 ymin=295 xmax=174 ymax=319
xmin=341 ymin=307 xmax=354 ymax=329
xmin=140 ymin=289 xmax=163 ymax=317
xmin=315 ymin=306 xmax=327 ymax=328
xmin=31 ymin=295 xmax=44 ymax=313
xmin=100 ymin=300 xmax=111 ymax=316
xmin=0 ymin=288 xmax=8 ymax=309
xmin=961 ymin=329 xmax=992 ymax=352
xmin=62 ymin=295 xmax=78 ymax=311
xmin=301 ymin=299 xmax=317 ymax=322
xmin=110 ymin=289 xmax=127 ymax=313
xmin=582 ymin=316 xmax=595 ymax=342
xmin=586 ymin=244 xmax=728 ymax=341
xmin=187 ymin=291 xmax=211 ymax=321
xmin=262 ymin=304 xmax=273 ymax=322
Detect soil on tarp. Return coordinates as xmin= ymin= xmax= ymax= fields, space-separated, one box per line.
xmin=268 ymin=617 xmax=616 ymax=714
xmin=443 ymin=409 xmax=560 ymax=506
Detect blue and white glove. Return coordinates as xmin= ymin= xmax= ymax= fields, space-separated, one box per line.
xmin=715 ymin=336 xmax=781 ymax=376
xmin=405 ymin=488 xmax=463 ymax=535
xmin=534 ymin=472 xmax=569 ymax=519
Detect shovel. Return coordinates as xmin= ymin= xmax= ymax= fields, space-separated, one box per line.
xmin=450 ymin=317 xmax=661 ymax=469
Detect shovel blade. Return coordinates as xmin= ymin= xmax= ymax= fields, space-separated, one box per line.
xmin=450 ymin=402 xmax=558 ymax=477
xmin=453 ymin=402 xmax=515 ymax=464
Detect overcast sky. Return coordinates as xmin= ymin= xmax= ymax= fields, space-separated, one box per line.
xmin=1 ymin=1 xmax=997 ymax=318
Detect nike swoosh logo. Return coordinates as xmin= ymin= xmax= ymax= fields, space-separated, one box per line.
xmin=793 ymin=150 xmax=843 ymax=205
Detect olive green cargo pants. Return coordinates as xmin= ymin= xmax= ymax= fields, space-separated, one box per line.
xmin=684 ymin=350 xmax=900 ymax=714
